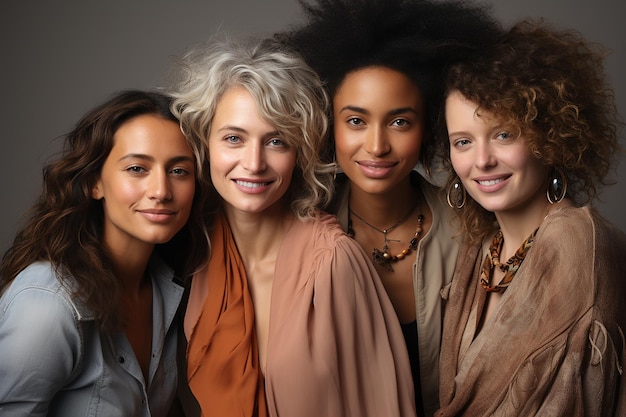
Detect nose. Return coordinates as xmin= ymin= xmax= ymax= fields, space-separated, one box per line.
xmin=474 ymin=141 xmax=496 ymax=170
xmin=148 ymin=170 xmax=172 ymax=202
xmin=363 ymin=125 xmax=391 ymax=157
xmin=242 ymin=141 xmax=267 ymax=173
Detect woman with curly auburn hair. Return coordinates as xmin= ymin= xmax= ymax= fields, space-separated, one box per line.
xmin=275 ymin=1 xmax=503 ymax=415
xmin=436 ymin=20 xmax=626 ymax=416
xmin=0 ymin=90 xmax=211 ymax=416
xmin=166 ymin=36 xmax=415 ymax=417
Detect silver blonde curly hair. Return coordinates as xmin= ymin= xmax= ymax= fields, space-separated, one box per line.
xmin=166 ymin=35 xmax=334 ymax=220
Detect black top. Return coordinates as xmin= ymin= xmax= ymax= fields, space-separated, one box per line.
xmin=401 ymin=320 xmax=423 ymax=416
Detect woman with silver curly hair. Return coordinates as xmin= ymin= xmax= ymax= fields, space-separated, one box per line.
xmin=167 ymin=36 xmax=415 ymax=417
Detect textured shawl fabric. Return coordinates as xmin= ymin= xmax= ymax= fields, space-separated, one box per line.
xmin=185 ymin=213 xmax=268 ymax=417
xmin=436 ymin=206 xmax=626 ymax=416
xmin=185 ymin=211 xmax=416 ymax=417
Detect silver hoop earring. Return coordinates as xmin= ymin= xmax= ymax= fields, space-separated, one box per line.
xmin=546 ymin=168 xmax=567 ymax=204
xmin=446 ymin=178 xmax=466 ymax=209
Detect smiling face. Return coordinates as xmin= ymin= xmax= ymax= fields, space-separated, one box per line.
xmin=208 ymin=86 xmax=297 ymax=217
xmin=333 ymin=66 xmax=425 ymax=196
xmin=93 ymin=114 xmax=196 ymax=253
xmin=446 ymin=90 xmax=550 ymax=218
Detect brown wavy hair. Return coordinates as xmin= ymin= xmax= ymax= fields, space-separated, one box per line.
xmin=437 ymin=19 xmax=623 ymax=240
xmin=0 ymin=90 xmax=211 ymax=329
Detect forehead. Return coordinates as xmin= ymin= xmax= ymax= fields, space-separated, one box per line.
xmin=340 ymin=66 xmax=419 ymax=91
xmin=109 ymin=114 xmax=191 ymax=156
xmin=334 ymin=66 xmax=423 ymax=111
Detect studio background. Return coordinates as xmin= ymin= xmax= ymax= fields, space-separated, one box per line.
xmin=1 ymin=0 xmax=624 ymax=254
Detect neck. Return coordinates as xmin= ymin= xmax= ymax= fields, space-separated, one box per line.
xmin=223 ymin=204 xmax=295 ymax=267
xmin=348 ymin=176 xmax=418 ymax=227
xmin=106 ymin=243 xmax=152 ymax=295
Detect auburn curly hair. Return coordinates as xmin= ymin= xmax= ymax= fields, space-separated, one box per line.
xmin=438 ymin=19 xmax=623 ymax=239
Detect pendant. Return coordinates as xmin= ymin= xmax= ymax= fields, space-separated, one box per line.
xmin=372 ymin=247 xmax=394 ymax=272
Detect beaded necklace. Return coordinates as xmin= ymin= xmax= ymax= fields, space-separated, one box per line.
xmin=348 ymin=205 xmax=424 ymax=272
xmin=480 ymin=228 xmax=539 ymax=292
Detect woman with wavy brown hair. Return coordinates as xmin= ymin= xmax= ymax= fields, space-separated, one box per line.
xmin=0 ymin=90 xmax=210 ymax=417
xmin=436 ymin=20 xmax=626 ymax=416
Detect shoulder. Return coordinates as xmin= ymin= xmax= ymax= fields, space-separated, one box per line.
xmin=0 ymin=261 xmax=92 ymax=321
xmin=534 ymin=206 xmax=590 ymax=248
xmin=282 ymin=211 xmax=373 ymax=275
xmin=537 ymin=205 xmax=622 ymax=253
xmin=0 ymin=263 xmax=86 ymax=377
xmin=532 ymin=205 xmax=626 ymax=292
xmin=289 ymin=210 xmax=343 ymax=239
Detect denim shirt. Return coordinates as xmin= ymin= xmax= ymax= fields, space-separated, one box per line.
xmin=0 ymin=258 xmax=184 ymax=417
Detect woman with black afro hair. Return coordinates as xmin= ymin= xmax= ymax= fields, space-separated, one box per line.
xmin=276 ymin=1 xmax=502 ymax=415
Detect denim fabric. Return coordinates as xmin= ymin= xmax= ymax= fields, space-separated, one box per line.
xmin=0 ymin=258 xmax=184 ymax=417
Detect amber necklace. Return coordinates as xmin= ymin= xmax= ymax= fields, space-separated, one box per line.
xmin=480 ymin=228 xmax=538 ymax=292
xmin=348 ymin=204 xmax=424 ymax=272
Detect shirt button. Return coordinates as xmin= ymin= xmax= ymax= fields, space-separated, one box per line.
xmin=118 ymin=356 xmax=125 ymax=364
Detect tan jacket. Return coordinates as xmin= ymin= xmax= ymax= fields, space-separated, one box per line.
xmin=332 ymin=172 xmax=461 ymax=417
xmin=437 ymin=206 xmax=626 ymax=416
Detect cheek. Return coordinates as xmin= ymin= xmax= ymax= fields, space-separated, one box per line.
xmin=104 ymin=180 xmax=138 ymax=203
xmin=278 ymin=153 xmax=297 ymax=180
xmin=333 ymin=126 xmax=357 ymax=161
xmin=209 ymin=151 xmax=234 ymax=179
xmin=449 ymin=151 xmax=467 ymax=175
xmin=177 ymin=181 xmax=196 ymax=206
xmin=526 ymin=160 xmax=550 ymax=190
xmin=398 ymin=132 xmax=423 ymax=161
xmin=208 ymin=163 xmax=228 ymax=198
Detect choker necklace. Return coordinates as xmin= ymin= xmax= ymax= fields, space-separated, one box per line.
xmin=480 ymin=228 xmax=538 ymax=292
xmin=348 ymin=205 xmax=424 ymax=272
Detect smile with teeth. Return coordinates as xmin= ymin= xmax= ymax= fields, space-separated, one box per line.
xmin=235 ymin=180 xmax=271 ymax=188
xmin=476 ymin=178 xmax=505 ymax=186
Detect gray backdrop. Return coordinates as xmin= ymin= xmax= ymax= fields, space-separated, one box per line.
xmin=1 ymin=0 xmax=624 ymax=254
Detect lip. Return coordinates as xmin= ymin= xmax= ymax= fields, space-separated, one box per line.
xmin=356 ymin=160 xmax=398 ymax=179
xmin=473 ymin=174 xmax=511 ymax=192
xmin=137 ymin=208 xmax=177 ymax=223
xmin=233 ymin=178 xmax=274 ymax=194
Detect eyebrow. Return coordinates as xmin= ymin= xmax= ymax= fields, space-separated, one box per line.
xmin=447 ymin=130 xmax=470 ymax=139
xmin=338 ymin=105 xmax=419 ymax=117
xmin=217 ymin=125 xmax=281 ymax=138
xmin=118 ymin=154 xmax=195 ymax=164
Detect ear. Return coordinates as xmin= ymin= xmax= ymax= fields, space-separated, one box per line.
xmin=92 ymin=180 xmax=104 ymax=200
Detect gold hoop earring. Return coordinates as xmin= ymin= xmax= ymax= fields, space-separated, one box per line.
xmin=546 ymin=167 xmax=567 ymax=204
xmin=446 ymin=178 xmax=466 ymax=209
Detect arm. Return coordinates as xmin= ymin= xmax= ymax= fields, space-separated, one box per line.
xmin=0 ymin=284 xmax=83 ymax=417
